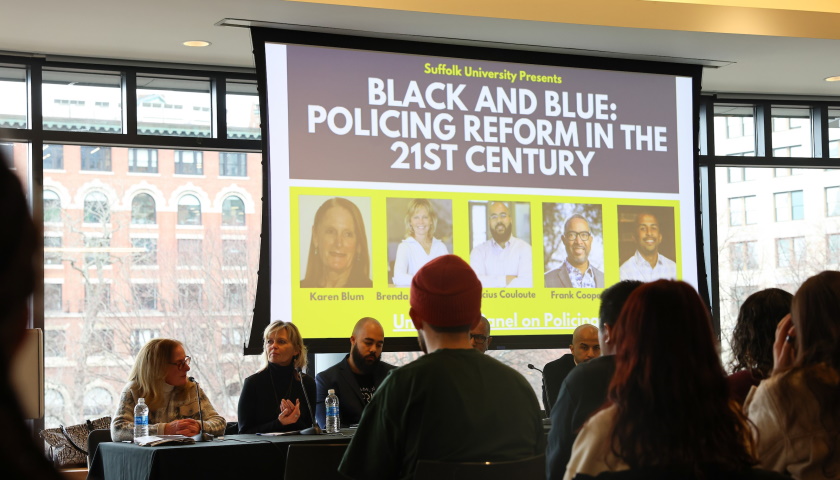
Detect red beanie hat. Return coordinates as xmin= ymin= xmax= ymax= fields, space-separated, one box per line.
xmin=409 ymin=255 xmax=482 ymax=329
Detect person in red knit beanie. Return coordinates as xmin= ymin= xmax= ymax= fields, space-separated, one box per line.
xmin=339 ymin=255 xmax=544 ymax=480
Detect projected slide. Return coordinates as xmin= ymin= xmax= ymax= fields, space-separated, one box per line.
xmin=264 ymin=42 xmax=698 ymax=339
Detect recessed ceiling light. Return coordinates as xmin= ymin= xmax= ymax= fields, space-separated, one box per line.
xmin=183 ymin=41 xmax=211 ymax=48
xmin=826 ymin=76 xmax=840 ymax=82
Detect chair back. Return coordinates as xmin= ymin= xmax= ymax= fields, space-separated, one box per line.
xmin=86 ymin=429 xmax=111 ymax=467
xmin=284 ymin=443 xmax=348 ymax=480
xmin=414 ymin=454 xmax=546 ymax=480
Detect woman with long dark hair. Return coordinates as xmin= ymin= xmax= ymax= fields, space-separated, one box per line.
xmin=745 ymin=271 xmax=840 ymax=479
xmin=564 ymin=280 xmax=756 ymax=479
xmin=728 ymin=288 xmax=792 ymax=404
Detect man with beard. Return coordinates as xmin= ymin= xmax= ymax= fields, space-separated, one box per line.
xmin=314 ymin=317 xmax=395 ymax=428
xmin=469 ymin=201 xmax=533 ymax=287
xmin=619 ymin=211 xmax=677 ymax=281
xmin=338 ymin=255 xmax=544 ymax=480
xmin=545 ymin=214 xmax=605 ymax=288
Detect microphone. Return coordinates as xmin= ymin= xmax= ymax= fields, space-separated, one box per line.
xmin=527 ymin=364 xmax=551 ymax=418
xmin=296 ymin=368 xmax=322 ymax=435
xmin=188 ymin=377 xmax=213 ymax=442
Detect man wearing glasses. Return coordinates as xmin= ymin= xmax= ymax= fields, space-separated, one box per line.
xmin=469 ymin=316 xmax=492 ymax=353
xmin=545 ymin=214 xmax=605 ymax=288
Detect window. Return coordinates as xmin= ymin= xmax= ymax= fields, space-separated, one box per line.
xmin=223 ymin=239 xmax=247 ymax=267
xmin=84 ymin=237 xmax=111 ymax=266
xmin=221 ymin=327 xmax=244 ymax=353
xmin=131 ymin=193 xmax=156 ymax=224
xmin=174 ymin=150 xmax=203 ymax=175
xmin=131 ymin=238 xmax=157 ymax=266
xmin=43 ymin=144 xmax=64 ymax=169
xmin=220 ymin=152 xmax=247 ymax=177
xmin=829 ymin=234 xmax=840 ymax=264
xmin=177 ymin=194 xmax=202 ymax=225
xmin=132 ymin=284 xmax=158 ymax=311
xmin=729 ymin=196 xmax=757 ymax=226
xmin=84 ymin=283 xmax=111 ymax=309
xmin=774 ymin=190 xmax=804 ymax=221
xmin=44 ymin=330 xmax=66 ymax=358
xmin=730 ymin=241 xmax=758 ymax=270
xmin=729 ymin=285 xmax=760 ymax=318
xmin=44 ymin=284 xmax=63 ymax=312
xmin=44 ymin=389 xmax=65 ymax=428
xmin=827 ymin=187 xmax=840 ymax=217
xmin=90 ymin=330 xmax=114 ymax=355
xmin=43 ymin=190 xmax=61 ymax=223
xmin=83 ymin=191 xmax=110 ymax=223
xmin=224 ymin=283 xmax=247 ymax=311
xmin=131 ymin=328 xmax=159 ymax=355
xmin=128 ymin=148 xmax=158 ymax=173
xmin=776 ymin=237 xmax=805 ymax=268
xmin=80 ymin=146 xmax=112 ymax=171
xmin=178 ymin=239 xmax=202 ymax=266
xmin=44 ymin=236 xmax=62 ymax=265
xmin=222 ymin=195 xmax=245 ymax=226
xmin=83 ymin=388 xmax=113 ymax=417
xmin=178 ymin=284 xmax=203 ymax=309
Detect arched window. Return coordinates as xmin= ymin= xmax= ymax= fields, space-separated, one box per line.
xmin=177 ymin=194 xmax=201 ymax=225
xmin=131 ymin=193 xmax=156 ymax=225
xmin=43 ymin=190 xmax=61 ymax=223
xmin=83 ymin=191 xmax=110 ymax=223
xmin=83 ymin=387 xmax=113 ymax=417
xmin=45 ymin=388 xmax=64 ymax=429
xmin=222 ymin=195 xmax=245 ymax=226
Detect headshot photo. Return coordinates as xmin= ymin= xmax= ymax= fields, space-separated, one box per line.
xmin=617 ymin=205 xmax=677 ymax=282
xmin=386 ymin=198 xmax=453 ymax=287
xmin=468 ymin=200 xmax=532 ymax=288
xmin=542 ymin=203 xmax=604 ymax=288
xmin=299 ymin=195 xmax=373 ymax=288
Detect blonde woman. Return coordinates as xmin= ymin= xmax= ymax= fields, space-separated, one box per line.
xmin=237 ymin=321 xmax=316 ymax=433
xmin=392 ymin=199 xmax=448 ymax=287
xmin=110 ymin=339 xmax=226 ymax=441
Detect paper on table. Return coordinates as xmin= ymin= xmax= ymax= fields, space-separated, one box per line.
xmin=134 ymin=435 xmax=197 ymax=446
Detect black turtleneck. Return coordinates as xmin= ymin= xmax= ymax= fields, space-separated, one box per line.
xmin=237 ymin=363 xmax=317 ymax=434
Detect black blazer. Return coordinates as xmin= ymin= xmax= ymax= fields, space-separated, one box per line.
xmin=237 ymin=363 xmax=317 ymax=434
xmin=542 ymin=353 xmax=576 ymax=413
xmin=314 ymin=355 xmax=395 ymax=428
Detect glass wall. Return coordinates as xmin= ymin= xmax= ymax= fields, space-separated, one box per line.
xmin=1 ymin=58 xmax=262 ymax=427
xmin=708 ymin=100 xmax=840 ymax=367
xmin=9 ymin=55 xmax=840 ymax=427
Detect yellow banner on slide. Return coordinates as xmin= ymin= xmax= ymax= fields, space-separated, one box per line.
xmin=290 ymin=186 xmax=681 ymax=338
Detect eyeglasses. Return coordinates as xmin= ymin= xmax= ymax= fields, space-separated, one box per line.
xmin=169 ymin=356 xmax=191 ymax=369
xmin=564 ymin=231 xmax=592 ymax=241
xmin=470 ymin=334 xmax=488 ymax=344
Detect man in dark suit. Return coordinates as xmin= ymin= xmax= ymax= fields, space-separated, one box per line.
xmin=542 ymin=323 xmax=600 ymax=413
xmin=315 ymin=317 xmax=395 ymax=427
xmin=546 ymin=280 xmax=643 ymax=480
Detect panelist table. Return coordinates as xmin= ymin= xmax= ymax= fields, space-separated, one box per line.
xmin=87 ymin=431 xmax=353 ymax=480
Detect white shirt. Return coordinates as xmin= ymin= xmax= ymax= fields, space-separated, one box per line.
xmin=392 ymin=237 xmax=449 ymax=287
xmin=619 ymin=250 xmax=677 ymax=282
xmin=469 ymin=236 xmax=533 ymax=287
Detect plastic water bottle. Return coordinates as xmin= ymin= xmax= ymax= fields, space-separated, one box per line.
xmin=134 ymin=397 xmax=149 ymax=442
xmin=325 ymin=389 xmax=340 ymax=433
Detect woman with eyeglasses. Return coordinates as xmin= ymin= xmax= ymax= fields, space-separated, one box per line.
xmin=111 ymin=338 xmax=226 ymax=442
xmin=237 ymin=321 xmax=316 ymax=434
